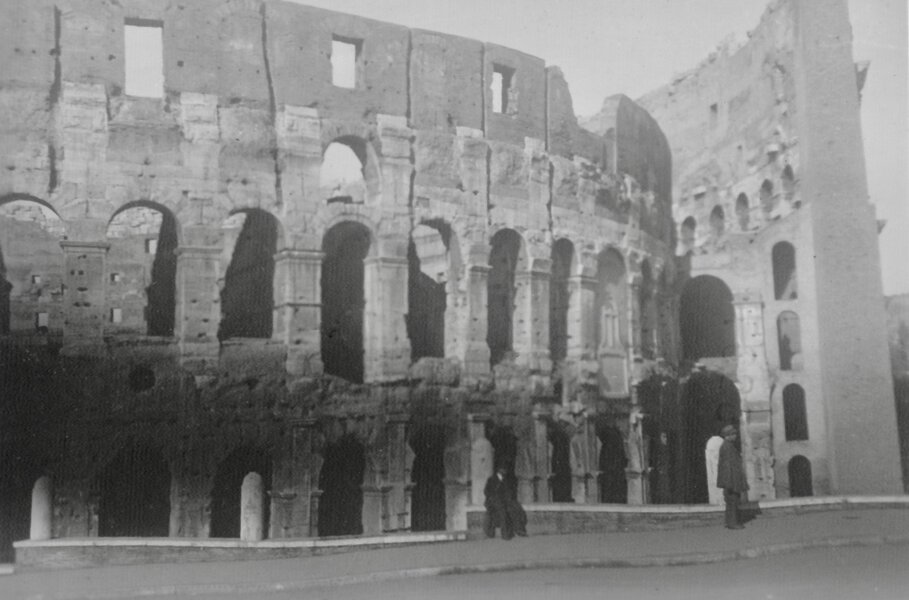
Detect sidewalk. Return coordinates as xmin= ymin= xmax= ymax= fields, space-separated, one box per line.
xmin=2 ymin=507 xmax=908 ymax=600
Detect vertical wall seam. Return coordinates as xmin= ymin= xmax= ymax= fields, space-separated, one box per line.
xmin=259 ymin=1 xmax=283 ymax=210
xmin=47 ymin=5 xmax=63 ymax=195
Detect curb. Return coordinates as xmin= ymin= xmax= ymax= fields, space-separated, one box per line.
xmin=25 ymin=533 xmax=909 ymax=600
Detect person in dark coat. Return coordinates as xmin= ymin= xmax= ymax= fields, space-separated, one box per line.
xmin=483 ymin=467 xmax=527 ymax=539
xmin=716 ymin=424 xmax=749 ymax=529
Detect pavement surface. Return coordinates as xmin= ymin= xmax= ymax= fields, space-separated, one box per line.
xmin=2 ymin=507 xmax=908 ymax=600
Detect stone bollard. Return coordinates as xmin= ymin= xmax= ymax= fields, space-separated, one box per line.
xmin=30 ymin=476 xmax=53 ymax=540
xmin=240 ymin=472 xmax=264 ymax=541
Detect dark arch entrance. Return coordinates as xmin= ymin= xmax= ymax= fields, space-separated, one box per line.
xmin=596 ymin=419 xmax=628 ymax=503
xmin=209 ymin=446 xmax=272 ymax=538
xmin=409 ymin=425 xmax=447 ymax=531
xmin=318 ymin=434 xmax=365 ymax=537
xmin=0 ymin=450 xmax=44 ymax=561
xmin=547 ymin=421 xmax=573 ymax=502
xmin=788 ymin=456 xmax=813 ymax=497
xmin=98 ymin=444 xmax=171 ymax=537
xmin=322 ymin=222 xmax=371 ymax=383
xmin=680 ymin=275 xmax=736 ymax=362
xmin=679 ymin=371 xmax=741 ymax=503
xmin=487 ymin=229 xmax=524 ymax=366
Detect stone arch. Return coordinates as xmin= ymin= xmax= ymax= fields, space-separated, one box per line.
xmin=735 ymin=193 xmax=750 ymax=231
xmin=0 ymin=197 xmax=66 ymax=335
xmin=106 ymin=201 xmax=179 ymax=337
xmin=407 ymin=222 xmax=450 ymax=361
xmin=783 ymin=384 xmax=808 ymax=441
xmin=680 ymin=275 xmax=736 ymax=362
xmin=760 ymin=179 xmax=775 ymax=217
xmin=639 ymin=259 xmax=657 ymax=360
xmin=218 ymin=209 xmax=280 ymax=341
xmin=679 ymin=370 xmax=741 ymax=503
xmin=97 ymin=443 xmax=171 ymax=537
xmin=772 ymin=241 xmax=797 ymax=300
xmin=680 ymin=216 xmax=696 ymax=254
xmin=322 ymin=221 xmax=372 ymax=383
xmin=317 ymin=432 xmax=365 ymax=537
xmin=549 ymin=238 xmax=575 ymax=365
xmin=777 ymin=311 xmax=802 ymax=371
xmin=210 ymin=446 xmax=272 ymax=538
xmin=788 ymin=455 xmax=813 ymax=497
xmin=709 ymin=205 xmax=725 ymax=242
xmin=487 ymin=228 xmax=528 ymax=366
xmin=320 ymin=133 xmax=381 ymax=204
xmin=595 ymin=247 xmax=628 ymax=393
xmin=408 ymin=423 xmax=447 ymax=531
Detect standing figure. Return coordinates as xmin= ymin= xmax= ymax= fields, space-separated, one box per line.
xmin=483 ymin=467 xmax=527 ymax=539
xmin=716 ymin=424 xmax=748 ymax=529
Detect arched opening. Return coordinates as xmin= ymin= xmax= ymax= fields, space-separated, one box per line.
xmin=709 ymin=205 xmax=725 ymax=242
xmin=760 ymin=179 xmax=775 ymax=217
xmin=321 ymin=221 xmax=371 ymax=383
xmin=783 ymin=384 xmax=809 ymax=441
xmin=0 ymin=199 xmax=65 ymax=335
xmin=782 ymin=165 xmax=795 ymax=204
xmin=772 ymin=241 xmax=797 ymax=300
xmin=321 ymin=138 xmax=368 ymax=204
xmin=107 ymin=202 xmax=177 ymax=336
xmin=0 ymin=450 xmax=44 ymax=561
xmin=596 ymin=248 xmax=628 ymax=393
xmin=487 ymin=229 xmax=525 ymax=366
xmin=596 ymin=420 xmax=628 ymax=503
xmin=409 ymin=425 xmax=447 ymax=531
xmin=680 ymin=275 xmax=736 ymax=362
xmin=549 ymin=239 xmax=574 ymax=365
xmin=777 ymin=311 xmax=802 ymax=371
xmin=680 ymin=371 xmax=741 ymax=503
xmin=98 ymin=444 xmax=171 ymax=537
xmin=219 ymin=209 xmax=278 ymax=340
xmin=317 ymin=434 xmax=365 ymax=537
xmin=639 ymin=260 xmax=657 ymax=360
xmin=407 ymin=224 xmax=448 ymax=361
xmin=788 ymin=455 xmax=813 ymax=497
xmin=680 ymin=217 xmax=696 ymax=253
xmin=547 ymin=420 xmax=573 ymax=502
xmin=210 ymin=446 xmax=272 ymax=538
xmin=735 ymin=193 xmax=750 ymax=231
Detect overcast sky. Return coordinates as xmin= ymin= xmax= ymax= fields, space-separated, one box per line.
xmin=288 ymin=0 xmax=907 ymax=295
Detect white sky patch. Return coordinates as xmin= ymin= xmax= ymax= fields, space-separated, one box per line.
xmin=124 ymin=22 xmax=164 ymax=98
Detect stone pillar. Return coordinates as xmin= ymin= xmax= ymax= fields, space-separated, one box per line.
xmin=240 ymin=472 xmax=264 ymax=542
xmin=625 ymin=405 xmax=647 ymax=505
xmin=363 ymin=255 xmax=410 ymax=382
xmin=514 ymin=415 xmax=536 ymax=504
xmin=568 ymin=409 xmax=591 ymax=503
xmin=175 ymin=227 xmax=221 ymax=375
xmin=566 ymin=275 xmax=599 ymax=394
xmin=269 ymin=418 xmax=318 ymax=538
xmin=584 ymin=417 xmax=601 ymax=504
xmin=30 ymin=476 xmax=53 ymax=541
xmin=733 ymin=293 xmax=774 ymax=500
xmin=514 ymin=260 xmax=553 ymax=378
xmin=386 ymin=414 xmax=409 ymax=531
xmin=361 ymin=419 xmax=392 ymax=535
xmin=461 ymin=263 xmax=492 ymax=382
xmin=468 ymin=414 xmax=493 ymax=505
xmin=629 ymin=274 xmax=643 ymax=358
xmin=532 ymin=408 xmax=552 ymax=503
xmin=60 ymin=240 xmax=109 ymax=352
xmin=273 ymin=249 xmax=324 ymax=377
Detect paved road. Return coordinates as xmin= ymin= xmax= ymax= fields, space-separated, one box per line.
xmin=184 ymin=544 xmax=909 ymax=600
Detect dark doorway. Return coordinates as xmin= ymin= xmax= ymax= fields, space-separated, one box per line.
xmin=597 ymin=421 xmax=628 ymax=503
xmin=788 ymin=455 xmax=813 ymax=497
xmin=321 ymin=222 xmax=370 ymax=383
xmin=98 ymin=444 xmax=171 ymax=537
xmin=409 ymin=425 xmax=447 ymax=531
xmin=219 ymin=210 xmax=278 ymax=340
xmin=548 ymin=421 xmax=573 ymax=502
xmin=318 ymin=434 xmax=365 ymax=537
xmin=679 ymin=371 xmax=741 ymax=503
xmin=680 ymin=275 xmax=736 ymax=361
xmin=0 ymin=451 xmax=43 ymax=561
xmin=210 ymin=447 xmax=272 ymax=538
xmin=783 ymin=384 xmax=808 ymax=441
xmin=487 ymin=229 xmax=523 ymax=366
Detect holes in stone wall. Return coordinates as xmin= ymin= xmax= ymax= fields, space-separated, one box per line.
xmin=760 ymin=179 xmax=775 ymax=217
xmin=782 ymin=165 xmax=796 ymax=205
xmin=321 ymin=221 xmax=370 ymax=383
xmin=98 ymin=444 xmax=171 ymax=536
xmin=735 ymin=193 xmax=750 ymax=231
xmin=783 ymin=384 xmax=808 ymax=441
xmin=407 ymin=224 xmax=448 ymax=361
xmin=124 ymin=19 xmax=164 ymax=98
xmin=709 ymin=205 xmax=725 ymax=242
xmin=680 ymin=216 xmax=696 ymax=254
xmin=772 ymin=241 xmax=797 ymax=300
xmin=788 ymin=455 xmax=813 ymax=497
xmin=491 ymin=64 xmax=515 ymax=114
xmin=487 ymin=229 xmax=523 ymax=366
xmin=331 ymin=36 xmax=361 ymax=89
xmin=219 ymin=210 xmax=278 ymax=341
xmin=549 ymin=239 xmax=573 ymax=364
xmin=777 ymin=311 xmax=802 ymax=371
xmin=680 ymin=275 xmax=736 ymax=361
xmin=317 ymin=434 xmax=364 ymax=536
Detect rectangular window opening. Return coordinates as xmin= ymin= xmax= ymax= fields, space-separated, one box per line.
xmin=31 ymin=275 xmax=42 ymax=285
xmin=145 ymin=238 xmax=158 ymax=254
xmin=124 ymin=19 xmax=164 ymax=98
xmin=331 ymin=36 xmax=361 ymax=89
xmin=111 ymin=308 xmax=123 ymax=323
xmin=492 ymin=65 xmax=515 ymax=114
xmin=35 ymin=312 xmax=49 ymax=330
xmin=110 ymin=273 xmax=121 ymax=283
